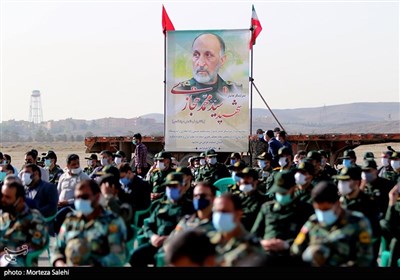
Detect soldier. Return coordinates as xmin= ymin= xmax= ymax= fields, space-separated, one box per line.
xmin=209 ymin=193 xmax=266 ymax=266
xmin=171 ymin=33 xmax=242 ymax=105
xmin=113 ymin=150 xmax=126 ymax=165
xmin=290 ymin=181 xmax=374 ymax=267
xmin=175 ymin=166 xmax=195 ymax=201
xmin=379 ymin=184 xmax=400 ymax=267
xmin=385 ymin=151 xmax=400 ymax=184
xmin=227 ymin=161 xmax=246 ymax=195
xmin=89 ymin=150 xmax=114 ymax=179
xmin=293 ymin=150 xmax=307 ymax=167
xmin=129 ymin=172 xmax=195 ymax=267
xmin=52 ymin=179 xmax=127 ymax=267
xmin=307 ymin=150 xmax=332 ymax=185
xmin=251 ymin=171 xmax=314 ymax=266
xmin=196 ymin=149 xmax=230 ymax=186
xmin=83 ymin=154 xmax=99 ymax=175
xmin=378 ymin=150 xmax=394 ymax=179
xmin=255 ymin=152 xmax=273 ymax=194
xmin=236 ymin=167 xmax=268 ymax=231
xmin=0 ymin=180 xmax=49 ymax=267
xmin=318 ymin=150 xmax=337 ymax=177
xmin=148 ymin=151 xmax=175 ymax=201
xmin=294 ymin=160 xmax=315 ymax=205
xmin=338 ymin=149 xmax=360 ymax=169
xmin=43 ymin=151 xmax=64 ymax=185
xmin=227 ymin=152 xmax=242 ymax=167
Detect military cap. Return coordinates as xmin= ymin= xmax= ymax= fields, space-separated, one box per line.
xmin=333 ymin=166 xmax=362 ymax=181
xmin=338 ymin=149 xmax=356 ymax=160
xmin=278 ymin=147 xmax=292 ymax=157
xmin=228 ymin=160 xmax=246 ymax=171
xmin=236 ymin=167 xmax=258 ymax=180
xmin=390 ymin=152 xmax=400 ymax=159
xmin=295 ymin=160 xmax=315 ymax=175
xmin=363 ymin=152 xmax=375 ymax=160
xmin=100 ymin=150 xmax=113 ymax=157
xmin=230 ymin=152 xmax=241 ymax=159
xmin=318 ymin=150 xmax=328 ymax=158
xmin=270 ymin=170 xmax=295 ymax=193
xmin=162 ymin=172 xmax=184 ymax=186
xmin=306 ymin=150 xmax=322 ymax=162
xmin=273 ymin=127 xmax=281 ymax=133
xmin=96 ymin=165 xmax=120 ymax=180
xmin=256 ymin=152 xmax=272 ymax=161
xmin=114 ymin=150 xmax=126 ymax=158
xmin=256 ymin=128 xmax=264 ymax=134
xmin=85 ymin=153 xmax=98 ymax=160
xmin=155 ymin=151 xmax=172 ymax=160
xmin=361 ymin=159 xmax=377 ymax=171
xmin=205 ymin=149 xmax=218 ymax=157
xmin=176 ymin=166 xmax=193 ymax=177
xmin=198 ymin=152 xmax=206 ymax=159
xmin=43 ymin=150 xmax=57 ymax=159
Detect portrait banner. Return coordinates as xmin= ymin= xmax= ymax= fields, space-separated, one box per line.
xmin=165 ymin=29 xmax=251 ymax=152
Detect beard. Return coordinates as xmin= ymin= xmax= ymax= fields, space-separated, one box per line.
xmin=192 ymin=64 xmax=221 ymax=84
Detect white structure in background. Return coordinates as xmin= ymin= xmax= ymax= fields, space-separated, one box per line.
xmin=29 ymin=90 xmax=43 ymax=124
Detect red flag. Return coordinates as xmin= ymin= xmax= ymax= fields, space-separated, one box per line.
xmin=250 ymin=5 xmax=262 ymax=49
xmin=162 ymin=5 xmax=175 ymax=34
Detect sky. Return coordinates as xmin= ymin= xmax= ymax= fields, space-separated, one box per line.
xmin=1 ymin=0 xmax=398 ymax=122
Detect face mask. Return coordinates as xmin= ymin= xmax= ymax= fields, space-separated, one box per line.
xmin=114 ymin=157 xmax=122 ymax=165
xmin=22 ymin=172 xmax=33 ymax=186
xmin=278 ymin=157 xmax=288 ymax=167
xmin=120 ymin=177 xmax=130 ymax=186
xmin=342 ymin=159 xmax=352 ymax=168
xmin=101 ymin=158 xmax=108 ymax=166
xmin=338 ymin=180 xmax=352 ymax=196
xmin=2 ymin=198 xmax=20 ymax=215
xmin=295 ymin=172 xmax=307 ymax=186
xmin=239 ymin=183 xmax=253 ymax=194
xmin=166 ymin=187 xmax=181 ymax=201
xmin=74 ymin=199 xmax=94 ymax=216
xmin=230 ymin=159 xmax=236 ymax=166
xmin=156 ymin=161 xmax=165 ymax=170
xmin=231 ymin=171 xmax=241 ymax=183
xmin=315 ymin=208 xmax=338 ymax=226
xmin=275 ymin=193 xmax=293 ymax=206
xmin=361 ymin=172 xmax=374 ymax=183
xmin=193 ymin=197 xmax=210 ymax=211
xmin=258 ymin=134 xmax=263 ymax=139
xmin=391 ymin=160 xmax=400 ymax=170
xmin=70 ymin=167 xmax=81 ymax=175
xmin=99 ymin=194 xmax=107 ymax=207
xmin=258 ymin=160 xmax=266 ymax=169
xmin=0 ymin=172 xmax=7 ymax=182
xmin=208 ymin=157 xmax=217 ymax=165
xmin=132 ymin=140 xmax=137 ymax=145
xmin=262 ymin=171 xmax=270 ymax=178
xmin=87 ymin=160 xmax=93 ymax=166
xmin=321 ymin=158 xmax=327 ymax=167
xmin=381 ymin=158 xmax=389 ymax=167
xmin=212 ymin=212 xmax=236 ymax=233
xmin=199 ymin=159 xmax=206 ymax=166
xmin=44 ymin=159 xmax=51 ymax=167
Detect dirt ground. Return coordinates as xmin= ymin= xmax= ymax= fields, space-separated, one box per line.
xmin=1 ymin=141 xmax=399 ymax=171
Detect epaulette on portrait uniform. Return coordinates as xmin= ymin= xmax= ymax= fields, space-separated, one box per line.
xmin=171 ymin=79 xmax=213 ymax=94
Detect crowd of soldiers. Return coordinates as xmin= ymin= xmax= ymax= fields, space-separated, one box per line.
xmin=0 ymin=128 xmax=400 ymax=267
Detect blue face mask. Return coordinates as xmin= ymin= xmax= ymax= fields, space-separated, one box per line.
xmin=258 ymin=134 xmax=264 ymax=139
xmin=44 ymin=159 xmax=51 ymax=167
xmin=193 ymin=198 xmax=210 ymax=211
xmin=231 ymin=171 xmax=241 ymax=183
xmin=230 ymin=159 xmax=236 ymax=166
xmin=212 ymin=212 xmax=236 ymax=233
xmin=275 ymin=193 xmax=293 ymax=206
xmin=0 ymin=172 xmax=7 ymax=182
xmin=132 ymin=140 xmax=137 ymax=145
xmin=74 ymin=199 xmax=94 ymax=216
xmin=120 ymin=177 xmax=130 ymax=186
xmin=258 ymin=160 xmax=266 ymax=169
xmin=315 ymin=208 xmax=338 ymax=226
xmin=166 ymin=187 xmax=181 ymax=201
xmin=342 ymin=159 xmax=352 ymax=168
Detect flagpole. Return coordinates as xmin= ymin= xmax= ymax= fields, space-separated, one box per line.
xmin=249 ymin=28 xmax=254 ymax=168
xmin=163 ymin=30 xmax=167 ymax=147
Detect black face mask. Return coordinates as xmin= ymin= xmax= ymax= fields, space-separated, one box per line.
xmin=2 ymin=198 xmax=20 ymax=216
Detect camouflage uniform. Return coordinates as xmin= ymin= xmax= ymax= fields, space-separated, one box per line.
xmin=149 ymin=167 xmax=175 ymax=194
xmin=209 ymin=225 xmax=266 ymax=267
xmin=47 ymin=165 xmax=64 ymax=185
xmin=290 ymin=210 xmax=374 ymax=267
xmin=240 ymin=190 xmax=269 ymax=231
xmin=0 ymin=204 xmax=49 ymax=267
xmin=196 ymin=163 xmax=231 ymax=186
xmin=52 ymin=209 xmax=127 ymax=266
xmin=380 ymin=199 xmax=400 ymax=267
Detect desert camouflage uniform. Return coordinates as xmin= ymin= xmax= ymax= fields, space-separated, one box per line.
xmin=51 ymin=209 xmax=127 ymax=266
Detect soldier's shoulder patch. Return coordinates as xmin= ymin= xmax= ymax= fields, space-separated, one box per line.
xmin=359 ymin=231 xmax=371 ymax=244
xmin=294 ymin=231 xmax=306 ymax=245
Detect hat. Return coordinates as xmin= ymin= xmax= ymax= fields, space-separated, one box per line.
xmin=339 ymin=149 xmax=356 ymax=160
xmin=390 ymin=152 xmax=400 ymax=159
xmin=230 ymin=152 xmax=241 ymax=159
xmin=162 ymin=172 xmax=184 ymax=186
xmin=295 ymin=160 xmax=315 ymax=175
xmin=382 ymin=151 xmax=393 ymax=158
xmin=85 ymin=154 xmax=98 ymax=161
xmin=43 ymin=150 xmax=57 ymax=159
xmin=273 ymin=127 xmax=281 ymax=133
xmin=155 ymin=151 xmax=172 ymax=160
xmin=318 ymin=150 xmax=328 ymax=158
xmin=363 ymin=152 xmax=375 ymax=160
xmin=361 ymin=159 xmax=377 ymax=171
xmin=256 ymin=128 xmax=264 ymax=134
xmin=96 ymin=165 xmax=120 ymax=179
xmin=175 ymin=166 xmax=193 ymax=177
xmin=333 ymin=166 xmax=362 ymax=181
xmin=278 ymin=147 xmax=291 ymax=157
xmin=205 ymin=149 xmax=218 ymax=157
xmin=256 ymin=152 xmax=272 ymax=161
xmin=270 ymin=170 xmax=295 ymax=193
xmin=307 ymin=150 xmax=322 ymax=162
xmin=115 ymin=150 xmax=126 ymax=158
xmin=236 ymin=167 xmax=258 ymax=180
xmin=199 ymin=153 xmax=206 ymax=159
xmin=228 ymin=160 xmax=246 ymax=171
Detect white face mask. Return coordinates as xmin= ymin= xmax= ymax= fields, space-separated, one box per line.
xmin=391 ymin=160 xmax=400 ymax=170
xmin=114 ymin=157 xmax=122 ymax=165
xmin=87 ymin=160 xmax=93 ymax=166
xmin=199 ymin=159 xmax=206 ymax=166
xmin=381 ymin=158 xmax=389 ymax=167
xmin=278 ymin=157 xmax=288 ymax=167
xmin=295 ymin=172 xmax=306 ymax=186
xmin=22 ymin=172 xmax=33 ymax=186
xmin=239 ymin=184 xmax=253 ymax=194
xmin=70 ymin=167 xmax=81 ymax=175
xmin=101 ymin=158 xmax=108 ymax=166
xmin=208 ymin=157 xmax=217 ymax=165
xmin=156 ymin=161 xmax=165 ymax=170
xmin=338 ymin=180 xmax=352 ymax=196
xmin=258 ymin=160 xmax=266 ymax=169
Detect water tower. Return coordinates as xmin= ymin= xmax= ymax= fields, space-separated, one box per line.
xmin=29 ymin=90 xmax=43 ymax=124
